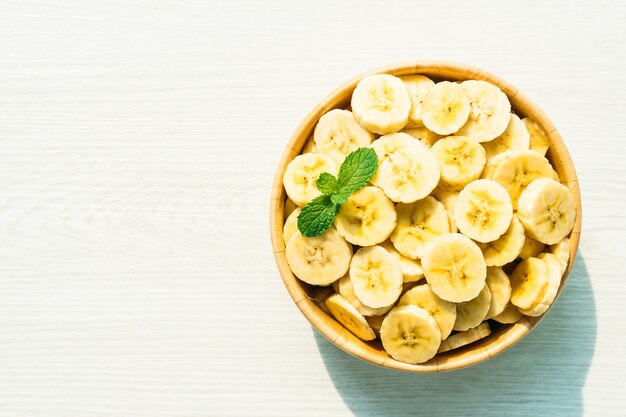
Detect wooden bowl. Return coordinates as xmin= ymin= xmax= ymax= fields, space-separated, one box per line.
xmin=270 ymin=61 xmax=581 ymax=373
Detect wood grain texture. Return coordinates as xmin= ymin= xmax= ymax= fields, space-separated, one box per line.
xmin=0 ymin=0 xmax=625 ymax=416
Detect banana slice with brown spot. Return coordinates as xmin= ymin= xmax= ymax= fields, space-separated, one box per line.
xmin=380 ymin=305 xmax=441 ymax=364
xmin=422 ymin=233 xmax=487 ymax=303
xmin=456 ymin=80 xmax=511 ymax=142
xmin=334 ymin=186 xmax=397 ymax=246
xmin=391 ymin=196 xmax=450 ymax=259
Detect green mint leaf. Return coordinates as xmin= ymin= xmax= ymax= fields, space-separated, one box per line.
xmin=316 ymin=173 xmax=338 ymax=195
xmin=297 ymin=195 xmax=340 ymax=237
xmin=336 ymin=148 xmax=378 ymax=193
xmin=331 ymin=189 xmax=351 ymax=205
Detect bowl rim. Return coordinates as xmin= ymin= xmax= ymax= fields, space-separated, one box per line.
xmin=270 ymin=60 xmax=582 ymax=373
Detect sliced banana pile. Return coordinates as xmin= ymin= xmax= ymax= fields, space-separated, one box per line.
xmin=282 ymin=73 xmax=577 ymax=365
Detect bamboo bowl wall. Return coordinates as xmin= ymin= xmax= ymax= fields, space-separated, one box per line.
xmin=270 ymin=61 xmax=582 ymax=373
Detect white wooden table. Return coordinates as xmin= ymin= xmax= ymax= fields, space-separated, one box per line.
xmin=1 ymin=1 xmax=625 ymax=416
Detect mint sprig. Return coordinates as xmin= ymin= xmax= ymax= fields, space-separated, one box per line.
xmin=297 ymin=148 xmax=378 ymax=237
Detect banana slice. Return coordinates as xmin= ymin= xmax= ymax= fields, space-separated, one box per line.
xmin=454 ymin=179 xmax=513 ymax=243
xmin=519 ymin=253 xmax=562 ymax=316
xmin=422 ymin=233 xmax=487 ymax=302
xmin=456 ymin=80 xmax=512 ymax=142
xmin=301 ymin=135 xmax=317 ymax=154
xmin=350 ymin=246 xmax=403 ymax=308
xmin=453 ymin=284 xmax=492 ymax=331
xmin=492 ymin=303 xmax=523 ymax=324
xmin=335 ymin=186 xmax=397 ymax=246
xmin=398 ymin=284 xmax=457 ymax=339
xmin=283 ymin=207 xmax=302 ymax=244
xmin=431 ymin=135 xmax=487 ymax=191
xmin=485 ymin=267 xmax=512 ymax=319
xmin=482 ymin=114 xmax=530 ymax=161
xmin=284 ymin=198 xmax=298 ymax=218
xmin=313 ymin=109 xmax=375 ymax=164
xmin=491 ymin=150 xmax=554 ymax=209
xmin=325 ymin=294 xmax=376 ymax=341
xmin=283 ymin=153 xmax=338 ymax=207
xmin=401 ymin=75 xmax=435 ymax=128
xmin=519 ymin=235 xmax=546 ymax=260
xmin=376 ymin=147 xmax=440 ymax=203
xmin=351 ymin=74 xmax=412 ymax=135
xmin=522 ymin=117 xmax=550 ymax=156
xmin=421 ymin=81 xmax=471 ymax=135
xmin=401 ymin=126 xmax=443 ymax=147
xmin=477 ymin=216 xmax=525 ymax=266
xmin=370 ymin=132 xmax=422 ymax=186
xmin=481 ymin=150 xmax=513 ymax=180
xmin=286 ymin=227 xmax=352 ymax=286
xmin=380 ymin=305 xmax=441 ymax=364
xmin=337 ymin=275 xmax=393 ymax=316
xmin=509 ymin=257 xmax=549 ymax=310
xmin=517 ymin=177 xmax=577 ymax=245
xmin=438 ymin=322 xmax=491 ymax=353
xmin=431 ymin=187 xmax=459 ymax=233
xmin=380 ymin=241 xmax=424 ymax=283
xmin=549 ymin=237 xmax=571 ymax=275
xmin=391 ymin=196 xmax=450 ymax=259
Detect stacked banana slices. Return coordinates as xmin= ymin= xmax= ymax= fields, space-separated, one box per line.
xmin=282 ymin=73 xmax=577 ymax=365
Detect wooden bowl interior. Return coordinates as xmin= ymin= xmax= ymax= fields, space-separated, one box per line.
xmin=270 ymin=61 xmax=581 ymax=372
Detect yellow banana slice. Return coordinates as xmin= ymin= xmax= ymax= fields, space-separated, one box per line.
xmin=380 ymin=241 xmax=424 ymax=283
xmin=431 ymin=187 xmax=459 ymax=233
xmin=519 ymin=235 xmax=546 ymax=260
xmin=401 ymin=126 xmax=443 ymax=147
xmin=337 ymin=275 xmax=393 ymax=316
xmin=282 ymin=207 xmax=302 ymax=245
xmin=421 ymin=81 xmax=471 ymax=135
xmin=438 ymin=322 xmax=491 ymax=353
xmin=370 ymin=132 xmax=422 ymax=186
xmin=350 ymin=246 xmax=403 ymax=308
xmin=492 ymin=303 xmax=523 ymax=324
xmin=482 ymin=114 xmax=530 ymax=161
xmin=485 ymin=266 xmax=512 ymax=319
xmin=491 ymin=150 xmax=554 ymax=209
xmin=453 ymin=284 xmax=492 ymax=331
xmin=422 ymin=233 xmax=487 ymax=302
xmin=522 ymin=117 xmax=550 ymax=156
xmin=509 ymin=257 xmax=549 ymax=310
xmin=325 ymin=294 xmax=376 ymax=341
xmin=398 ymin=284 xmax=457 ymax=339
xmin=401 ymin=75 xmax=435 ymax=128
xmin=519 ymin=253 xmax=562 ymax=316
xmin=481 ymin=150 xmax=512 ymax=179
xmin=286 ymin=227 xmax=352 ymax=286
xmin=313 ymin=109 xmax=375 ymax=164
xmin=477 ymin=215 xmax=525 ymax=266
xmin=283 ymin=153 xmax=338 ymax=207
xmin=391 ymin=196 xmax=450 ymax=259
xmin=431 ymin=135 xmax=487 ymax=191
xmin=456 ymin=80 xmax=511 ymax=142
xmin=380 ymin=305 xmax=441 ymax=364
xmin=335 ymin=186 xmax=397 ymax=246
xmin=376 ymin=147 xmax=440 ymax=203
xmin=351 ymin=74 xmax=412 ymax=135
xmin=454 ymin=179 xmax=513 ymax=243
xmin=517 ymin=177 xmax=577 ymax=245
xmin=549 ymin=237 xmax=571 ymax=275
xmin=284 ymin=198 xmax=298 ymax=218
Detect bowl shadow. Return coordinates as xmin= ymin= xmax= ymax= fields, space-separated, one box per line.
xmin=314 ymin=252 xmax=596 ymax=417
